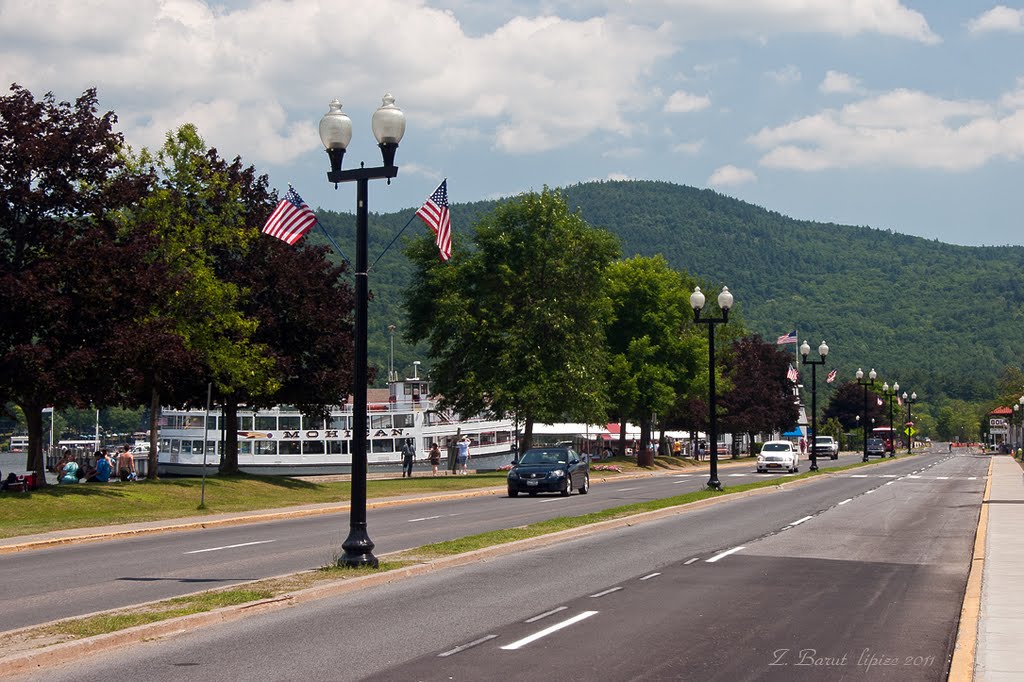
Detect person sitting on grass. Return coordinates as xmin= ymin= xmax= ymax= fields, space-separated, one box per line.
xmin=85 ymin=450 xmax=111 ymax=483
xmin=58 ymin=458 xmax=80 ymax=484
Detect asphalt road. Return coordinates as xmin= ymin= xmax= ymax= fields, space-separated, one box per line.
xmin=1 ymin=450 xmax=872 ymax=630
xmin=5 ymin=449 xmax=985 ymax=681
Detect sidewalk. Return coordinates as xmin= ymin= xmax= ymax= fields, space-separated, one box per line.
xmin=972 ymin=454 xmax=1024 ymax=681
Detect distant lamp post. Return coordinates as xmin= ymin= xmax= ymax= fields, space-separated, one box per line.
xmin=1013 ymin=403 xmax=1020 ymax=453
xmin=319 ymin=94 xmax=406 ymax=568
xmin=691 ymin=285 xmax=734 ymax=490
xmin=882 ymin=381 xmax=899 ymax=458
xmin=856 ymin=368 xmax=877 ymax=462
xmin=799 ymin=340 xmax=828 ymax=472
xmin=902 ymin=391 xmax=916 ymax=454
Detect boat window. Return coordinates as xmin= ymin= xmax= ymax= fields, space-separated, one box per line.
xmin=480 ymin=432 xmax=496 ymax=445
xmin=303 ymin=416 xmax=326 ymax=430
xmin=279 ymin=441 xmax=300 ymax=455
xmin=181 ymin=440 xmax=193 ymax=455
xmin=279 ymin=416 xmax=300 ymax=431
xmin=371 ymin=415 xmax=393 ymax=430
xmin=371 ymin=439 xmax=395 ymax=453
xmin=497 ymin=431 xmax=511 ymax=443
xmin=238 ymin=441 xmax=252 ymax=455
xmin=206 ymin=417 xmax=217 ymax=431
xmin=303 ymin=440 xmax=326 ymax=455
xmin=328 ymin=441 xmax=348 ymax=455
xmin=329 ymin=415 xmax=349 ymax=430
xmin=183 ymin=416 xmax=203 ymax=429
xmin=236 ymin=415 xmax=253 ymax=431
xmin=256 ymin=416 xmax=277 ymax=431
xmin=255 ymin=441 xmax=277 ymax=455
xmin=394 ymin=414 xmax=414 ymax=429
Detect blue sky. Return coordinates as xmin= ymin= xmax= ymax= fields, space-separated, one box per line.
xmin=2 ymin=1 xmax=1022 ymax=246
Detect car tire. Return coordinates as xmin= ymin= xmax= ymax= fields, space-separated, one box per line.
xmin=561 ymin=474 xmax=572 ymax=496
xmin=579 ymin=474 xmax=589 ymax=494
xmin=832 ymin=454 xmax=838 ymax=460
xmin=508 ymin=487 xmax=518 ymax=498
xmin=529 ymin=491 xmax=538 ymax=496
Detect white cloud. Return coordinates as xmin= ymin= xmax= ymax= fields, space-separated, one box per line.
xmin=749 ymin=85 xmax=1024 ymax=171
xmin=618 ymin=0 xmax=940 ymax=44
xmin=967 ymin=6 xmax=1024 ymax=34
xmin=672 ymin=140 xmax=704 ymax=155
xmin=766 ymin=65 xmax=801 ymax=84
xmin=820 ymin=70 xmax=863 ymax=94
xmin=665 ymin=90 xmax=711 ymax=113
xmin=708 ymin=165 xmax=756 ymax=186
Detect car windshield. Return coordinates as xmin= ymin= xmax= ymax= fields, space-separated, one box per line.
xmin=762 ymin=443 xmax=791 ymax=452
xmin=815 ymin=437 xmax=830 ymax=443
xmin=518 ymin=449 xmax=569 ymax=465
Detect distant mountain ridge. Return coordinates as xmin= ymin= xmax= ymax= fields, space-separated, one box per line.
xmin=316 ymin=180 xmax=1024 ymax=403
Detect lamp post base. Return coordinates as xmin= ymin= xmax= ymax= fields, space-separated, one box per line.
xmin=707 ymin=477 xmax=721 ymax=491
xmin=810 ymin=458 xmax=818 ymax=472
xmin=338 ymin=528 xmax=379 ymax=568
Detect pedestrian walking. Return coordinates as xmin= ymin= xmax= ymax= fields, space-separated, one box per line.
xmin=401 ymin=438 xmax=415 ymax=478
xmin=457 ymin=436 xmax=471 ymax=475
xmin=428 ymin=442 xmax=441 ymax=476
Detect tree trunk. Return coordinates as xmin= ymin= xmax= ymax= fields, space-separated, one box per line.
xmin=522 ymin=415 xmax=535 ymax=453
xmin=638 ymin=415 xmax=653 ymax=467
xmin=23 ymin=403 xmax=46 ymax=487
xmin=220 ymin=399 xmax=239 ymax=474
xmin=147 ymin=388 xmax=160 ymax=481
xmin=618 ymin=416 xmax=628 ymax=458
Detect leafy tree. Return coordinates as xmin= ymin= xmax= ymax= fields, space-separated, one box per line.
xmin=0 ymin=85 xmax=156 ymax=484
xmin=823 ymin=381 xmax=885 ymax=432
xmin=404 ymin=187 xmax=619 ymax=450
xmin=604 ymin=255 xmax=702 ymax=462
xmin=719 ymin=335 xmax=800 ymax=449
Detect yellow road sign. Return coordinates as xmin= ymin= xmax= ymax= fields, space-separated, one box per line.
xmin=904 ymin=426 xmax=917 ymax=436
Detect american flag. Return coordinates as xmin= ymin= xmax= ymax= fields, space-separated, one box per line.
xmin=897 ymin=395 xmax=903 ymax=406
xmin=787 ymin=364 xmax=799 ymax=382
xmin=262 ymin=187 xmax=318 ymax=245
xmin=776 ymin=330 xmax=798 ymax=345
xmin=826 ymin=369 xmax=837 ymax=384
xmin=416 ymin=179 xmax=452 ymax=261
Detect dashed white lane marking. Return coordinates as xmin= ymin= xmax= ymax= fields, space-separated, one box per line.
xmin=839 ymin=498 xmax=853 ymax=505
xmin=408 ymin=515 xmax=443 ymax=522
xmin=706 ymin=546 xmax=745 ymax=563
xmin=907 ymin=475 xmax=921 ymax=478
xmin=684 ymin=558 xmax=700 ymax=565
xmin=185 ymin=540 xmax=275 ymax=554
xmin=936 ymin=476 xmax=949 ymax=480
xmin=788 ymin=516 xmax=814 ymax=526
xmin=501 ymin=611 xmax=599 ymax=650
xmin=525 ymin=606 xmax=567 ymax=623
xmin=885 ymin=481 xmax=895 ymax=485
xmin=851 ymin=474 xmax=868 ymax=478
xmin=968 ymin=477 xmax=978 ymax=480
xmin=881 ymin=475 xmax=898 ymax=478
xmin=439 ymin=634 xmax=498 ymax=657
xmin=616 ymin=487 xmax=638 ymax=492
xmin=589 ymin=587 xmax=623 ymax=598
xmin=640 ymin=572 xmax=661 ymax=581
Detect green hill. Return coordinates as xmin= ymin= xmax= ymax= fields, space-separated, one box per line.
xmin=314 ymin=180 xmax=1024 ymax=403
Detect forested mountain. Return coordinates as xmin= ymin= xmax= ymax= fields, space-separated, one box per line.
xmin=314 ymin=180 xmax=1024 ymax=403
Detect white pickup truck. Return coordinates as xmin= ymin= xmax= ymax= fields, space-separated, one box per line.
xmin=813 ymin=436 xmax=839 ymax=460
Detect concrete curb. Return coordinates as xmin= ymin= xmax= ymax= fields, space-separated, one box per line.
xmin=0 ymin=471 xmax=822 ymax=678
xmin=948 ymin=456 xmax=992 ymax=681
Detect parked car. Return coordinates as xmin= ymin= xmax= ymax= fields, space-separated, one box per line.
xmin=866 ymin=437 xmax=886 ymax=458
xmin=757 ymin=440 xmax=800 ymax=473
xmin=813 ymin=436 xmax=839 ymax=460
xmin=507 ymin=446 xmax=590 ymax=497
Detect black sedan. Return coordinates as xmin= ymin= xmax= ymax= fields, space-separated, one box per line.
xmin=507 ymin=446 xmax=590 ymax=497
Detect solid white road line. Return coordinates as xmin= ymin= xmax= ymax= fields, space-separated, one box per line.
xmin=185 ymin=540 xmax=275 ymax=555
xmin=408 ymin=515 xmax=443 ymax=522
xmin=525 ymin=606 xmax=567 ymax=623
xmin=589 ymin=587 xmax=623 ymax=598
xmin=640 ymin=572 xmax=661 ymax=581
xmin=439 ymin=634 xmax=498 ymax=657
xmin=501 ymin=611 xmax=599 ymax=650
xmin=706 ymin=546 xmax=745 ymax=563
xmin=788 ymin=516 xmax=813 ymax=526
xmin=684 ymin=558 xmax=700 ymax=565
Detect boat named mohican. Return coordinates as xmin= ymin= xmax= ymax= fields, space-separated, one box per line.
xmin=156 ymin=376 xmax=516 ymax=476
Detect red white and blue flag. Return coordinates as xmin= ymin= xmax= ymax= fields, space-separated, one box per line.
xmin=826 ymin=369 xmax=837 ymax=384
xmin=416 ymin=179 xmax=452 ymax=261
xmin=262 ymin=186 xmax=318 ymax=245
xmin=787 ymin=364 xmax=799 ymax=382
xmin=777 ymin=330 xmax=798 ymax=345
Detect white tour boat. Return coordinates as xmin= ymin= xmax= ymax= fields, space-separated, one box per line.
xmin=156 ymin=375 xmax=516 ymax=476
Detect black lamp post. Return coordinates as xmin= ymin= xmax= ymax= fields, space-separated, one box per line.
xmin=799 ymin=340 xmax=828 ymax=472
xmin=882 ymin=380 xmax=899 ymax=458
xmin=319 ymin=94 xmax=406 ymax=568
xmin=1013 ymin=401 xmax=1021 ymax=454
xmin=902 ymin=390 xmax=916 ymax=454
xmin=690 ymin=285 xmax=734 ymax=491
xmin=856 ymin=368 xmax=876 ymax=462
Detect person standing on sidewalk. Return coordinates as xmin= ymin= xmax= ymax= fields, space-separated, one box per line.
xmin=401 ymin=438 xmax=416 ymax=478
xmin=457 ymin=436 xmax=471 ymax=475
xmin=428 ymin=442 xmax=441 ymax=476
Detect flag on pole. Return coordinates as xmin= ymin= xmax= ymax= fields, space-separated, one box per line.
xmin=416 ymin=179 xmax=452 ymax=261
xmin=897 ymin=395 xmax=903 ymax=406
xmin=826 ymin=369 xmax=837 ymax=384
xmin=776 ymin=330 xmax=798 ymax=345
xmin=787 ymin=364 xmax=799 ymax=382
xmin=262 ymin=186 xmax=318 ymax=245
